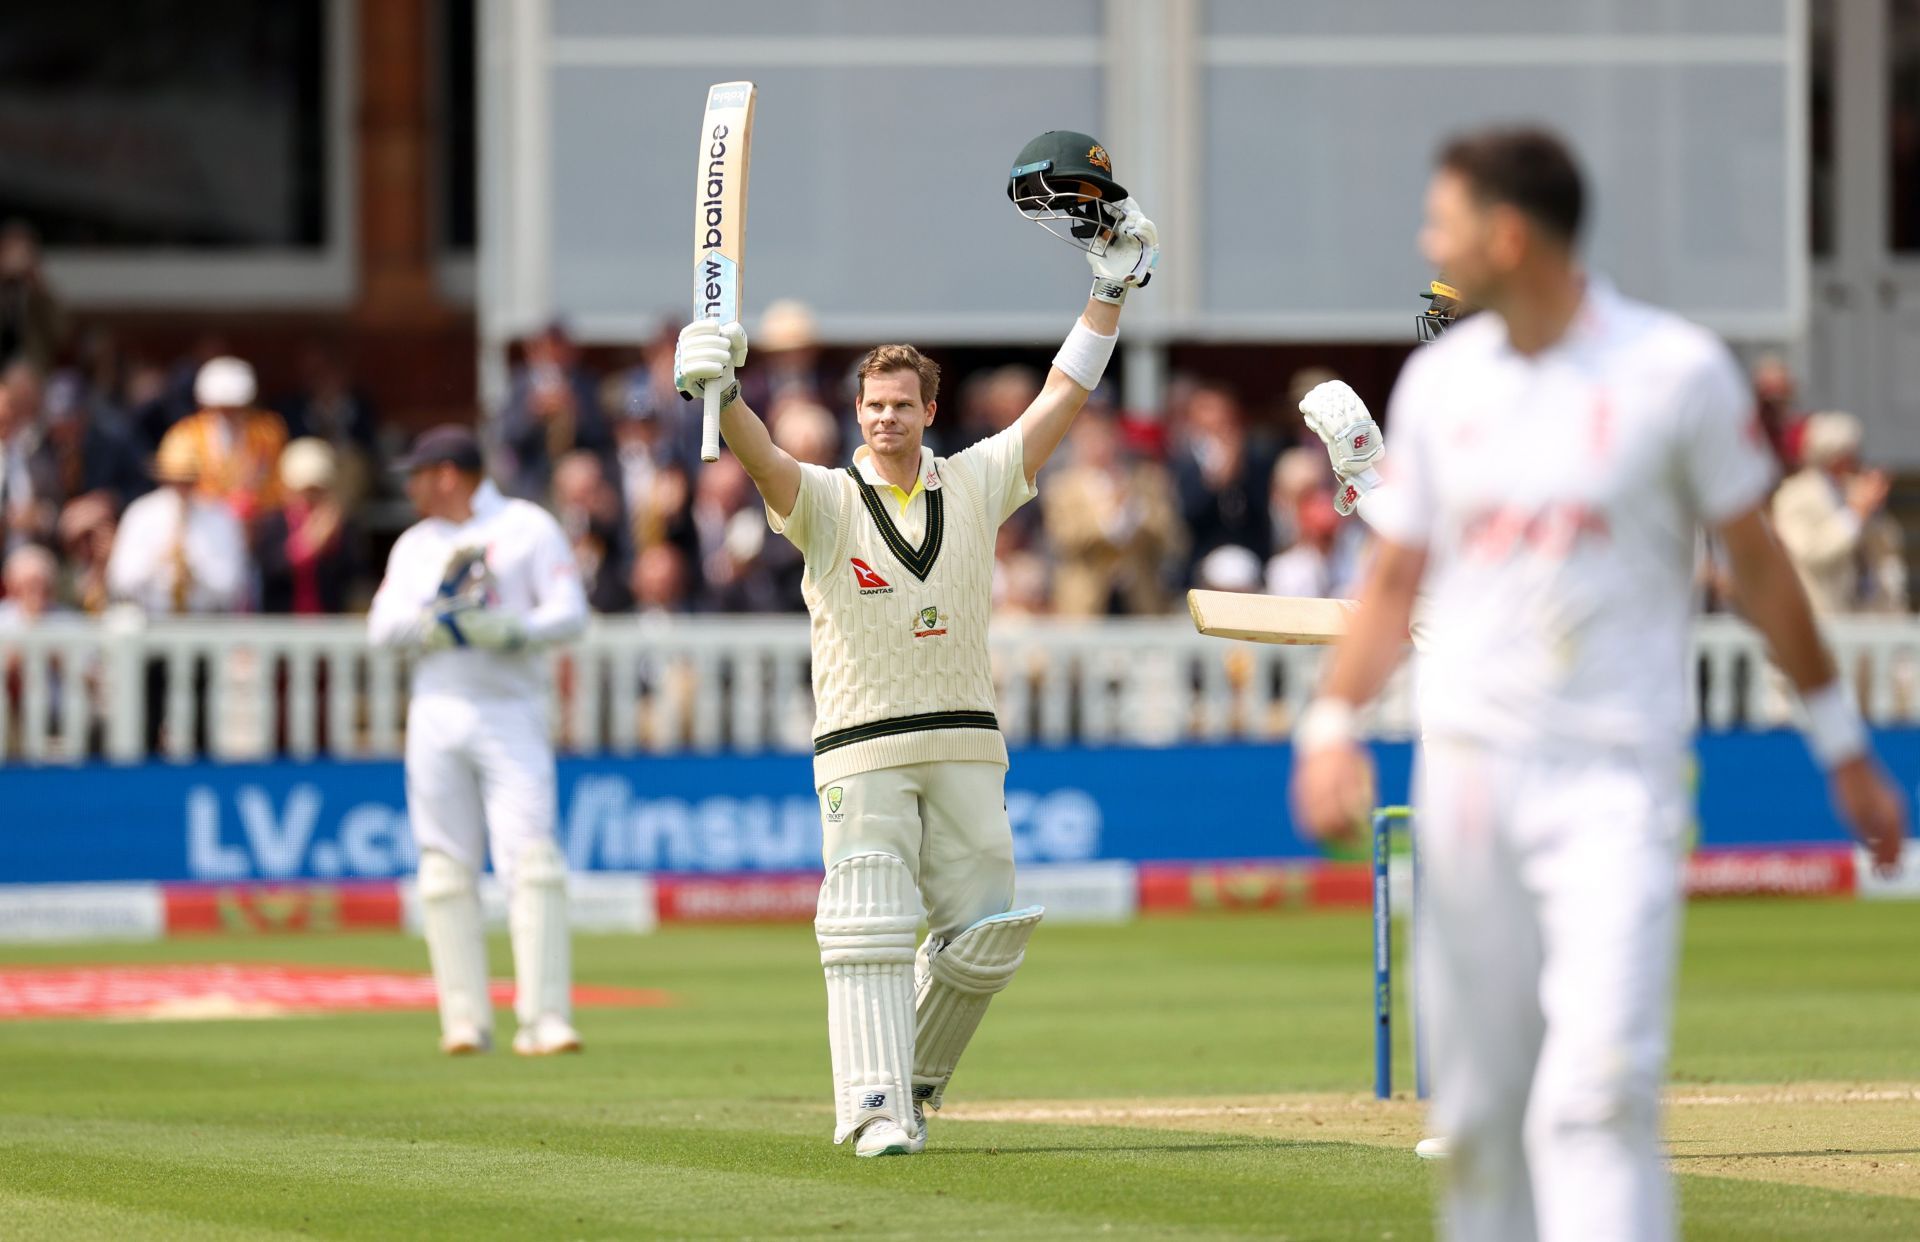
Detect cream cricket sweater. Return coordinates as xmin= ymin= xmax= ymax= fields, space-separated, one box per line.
xmin=768 ymin=429 xmax=1037 ymax=788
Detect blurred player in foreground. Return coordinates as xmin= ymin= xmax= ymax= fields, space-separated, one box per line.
xmin=1292 ymin=128 xmax=1907 ymax=1241
xmin=675 ymin=131 xmax=1157 ymax=1156
xmin=369 ymin=426 xmax=589 ymax=1056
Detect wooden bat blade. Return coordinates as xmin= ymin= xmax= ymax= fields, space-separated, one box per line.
xmin=1187 ymin=589 xmax=1357 ymax=646
xmin=694 ymin=80 xmax=756 ymax=462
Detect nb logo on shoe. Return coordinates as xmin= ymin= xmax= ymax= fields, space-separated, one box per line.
xmin=860 ymin=1091 xmax=887 ymax=1109
xmin=850 ymin=558 xmax=893 ymax=595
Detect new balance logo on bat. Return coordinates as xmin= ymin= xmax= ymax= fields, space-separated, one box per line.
xmin=851 ymin=558 xmax=893 ymax=594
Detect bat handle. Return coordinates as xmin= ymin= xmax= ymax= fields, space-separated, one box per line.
xmin=701 ymin=376 xmax=724 ymax=464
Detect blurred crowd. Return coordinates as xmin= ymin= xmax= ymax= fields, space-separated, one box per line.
xmin=0 ymin=213 xmax=1909 ymax=637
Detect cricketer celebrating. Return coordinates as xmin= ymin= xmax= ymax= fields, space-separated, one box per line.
xmin=1293 ymin=128 xmax=1907 ymax=1242
xmin=675 ymin=131 xmax=1157 ymax=1157
xmin=368 ymin=426 xmax=589 ymax=1057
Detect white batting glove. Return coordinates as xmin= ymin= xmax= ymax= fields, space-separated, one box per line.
xmin=1087 ymin=198 xmax=1159 ymax=304
xmin=1300 ymin=380 xmax=1384 ymax=479
xmin=674 ymin=319 xmax=748 ymax=401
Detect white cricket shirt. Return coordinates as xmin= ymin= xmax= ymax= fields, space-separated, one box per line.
xmin=1365 ymin=280 xmax=1775 ymax=752
xmin=368 ymin=481 xmax=588 ymax=701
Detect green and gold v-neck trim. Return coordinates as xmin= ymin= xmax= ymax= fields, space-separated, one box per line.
xmin=847 ymin=465 xmax=944 ymax=580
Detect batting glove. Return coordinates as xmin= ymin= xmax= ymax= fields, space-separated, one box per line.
xmin=674 ymin=319 xmax=748 ymax=401
xmin=1087 ymin=198 xmax=1159 ymax=304
xmin=1300 ymin=380 xmax=1384 ymax=479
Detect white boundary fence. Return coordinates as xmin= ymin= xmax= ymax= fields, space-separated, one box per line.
xmin=1 ymin=610 xmax=1917 ymax=764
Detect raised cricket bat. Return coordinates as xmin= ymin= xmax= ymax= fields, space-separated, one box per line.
xmin=693 ymin=80 xmax=757 ymax=463
xmin=1187 ymin=589 xmax=1357 ymax=646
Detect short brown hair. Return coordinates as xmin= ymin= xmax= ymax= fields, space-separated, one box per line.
xmin=855 ymin=344 xmax=941 ymax=407
xmin=1437 ymin=126 xmax=1585 ymax=245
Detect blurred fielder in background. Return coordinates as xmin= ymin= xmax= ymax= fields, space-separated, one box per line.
xmin=369 ymin=426 xmax=589 ymax=1057
xmin=674 ymin=131 xmax=1157 ymax=1157
xmin=1292 ymin=127 xmax=1907 ymax=1242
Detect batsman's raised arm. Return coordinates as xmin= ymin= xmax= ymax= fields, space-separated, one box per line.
xmin=1006 ymin=133 xmax=1158 ymax=482
xmin=672 ymin=319 xmax=802 ymax=518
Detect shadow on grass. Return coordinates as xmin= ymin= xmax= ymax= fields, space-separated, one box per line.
xmin=1672 ymin=1148 xmax=1920 ymax=1161
xmin=921 ymin=1139 xmax=1358 ymax=1157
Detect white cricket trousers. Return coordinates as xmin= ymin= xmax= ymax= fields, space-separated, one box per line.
xmin=406 ymin=693 xmax=558 ymax=893
xmin=1416 ymin=736 xmax=1689 ymax=1242
xmin=819 ymin=760 xmax=1015 ymax=939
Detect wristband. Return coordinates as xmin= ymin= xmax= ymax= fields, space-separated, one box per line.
xmin=1296 ymin=698 xmax=1359 ymax=753
xmin=1800 ymin=679 xmax=1868 ymax=769
xmin=1090 ymin=277 xmax=1128 ymax=306
xmin=1052 ymin=319 xmax=1119 ymax=390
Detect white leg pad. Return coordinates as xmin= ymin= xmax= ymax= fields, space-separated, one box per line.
xmin=913 ymin=905 xmax=1044 ymax=1110
xmin=418 ymin=849 xmax=490 ymax=1038
xmin=817 ymin=852 xmax=920 ymax=1143
xmin=508 ymin=838 xmax=572 ymax=1026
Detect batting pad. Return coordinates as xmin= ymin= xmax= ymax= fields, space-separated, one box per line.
xmin=913 ymin=905 xmax=1044 ymax=1110
xmin=418 ymin=849 xmax=490 ymax=1038
xmin=816 ymin=852 xmax=919 ymax=1143
xmin=509 ymin=839 xmax=572 ymax=1026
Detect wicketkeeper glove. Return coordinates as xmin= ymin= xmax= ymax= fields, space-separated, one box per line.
xmin=420 ymin=599 xmax=527 ymax=653
xmin=1087 ymin=198 xmax=1159 ymax=305
xmin=674 ymin=319 xmax=747 ymax=405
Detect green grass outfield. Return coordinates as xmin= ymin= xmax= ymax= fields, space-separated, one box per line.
xmin=2 ymin=900 xmax=1918 ymax=1240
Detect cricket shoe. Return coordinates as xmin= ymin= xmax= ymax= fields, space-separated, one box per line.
xmin=440 ymin=1024 xmax=492 ymax=1056
xmin=853 ymin=1117 xmax=924 ymax=1158
xmin=1414 ymin=1135 xmax=1452 ymax=1160
xmin=512 ymin=1015 xmax=583 ymax=1057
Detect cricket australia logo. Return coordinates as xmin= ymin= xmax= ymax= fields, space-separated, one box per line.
xmin=913 ymin=606 xmax=948 ymax=639
xmin=850 ymin=558 xmax=893 ymax=595
xmin=824 ymin=786 xmax=845 ymax=823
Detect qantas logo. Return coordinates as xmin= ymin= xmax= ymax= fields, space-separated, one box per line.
xmin=850 ymin=558 xmax=893 ymax=595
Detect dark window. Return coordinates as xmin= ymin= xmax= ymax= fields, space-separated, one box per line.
xmin=439 ymin=0 xmax=477 ymax=252
xmin=0 ymin=0 xmax=327 ymax=248
xmin=1893 ymin=0 xmax=1920 ymax=252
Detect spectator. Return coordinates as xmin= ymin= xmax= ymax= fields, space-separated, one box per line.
xmin=630 ymin=542 xmax=692 ymax=615
xmin=606 ymin=374 xmax=694 ymax=550
xmin=743 ymin=299 xmax=833 ymax=412
xmin=1265 ymin=488 xmax=1342 ymax=598
xmin=110 ymin=435 xmax=247 ymax=755
xmin=1751 ymin=353 xmax=1806 ymax=470
xmin=691 ymin=453 xmax=781 ymax=612
xmin=254 ymin=439 xmax=358 ymax=615
xmin=0 ymin=362 xmax=52 ymax=552
xmin=1174 ymin=384 xmax=1276 ymax=575
xmin=1194 ymin=544 xmax=1265 ymax=594
xmin=34 ymin=371 xmax=148 ymax=514
xmin=56 ymin=492 xmax=116 ymax=614
xmin=500 ymin=321 xmax=612 ymax=499
xmin=0 ymin=220 xmax=65 ymax=371
xmin=1042 ymin=408 xmax=1183 ymax=615
xmin=552 ymin=450 xmax=635 ymax=612
xmin=769 ymin=398 xmax=840 ymax=467
xmin=107 ymin=435 xmax=249 ymax=615
xmin=1772 ymin=411 xmax=1903 ymax=616
xmin=158 ymin=356 xmax=290 ymax=522
xmin=276 ymin=344 xmax=379 ymax=507
xmin=124 ymin=358 xmax=178 ymax=454
xmin=0 ymin=543 xmax=67 ymax=628
xmin=994 ymin=549 xmax=1052 ymax=618
xmin=1269 ymin=446 xmax=1323 ymax=554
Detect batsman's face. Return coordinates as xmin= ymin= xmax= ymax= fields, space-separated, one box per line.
xmin=1420 ymin=170 xmax=1506 ymax=309
xmin=857 ymin=370 xmax=935 ymax=460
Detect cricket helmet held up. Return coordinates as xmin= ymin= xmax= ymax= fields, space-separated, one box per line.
xmin=1008 ymin=130 xmax=1129 ymax=254
xmin=1416 ymin=278 xmax=1469 ymax=343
